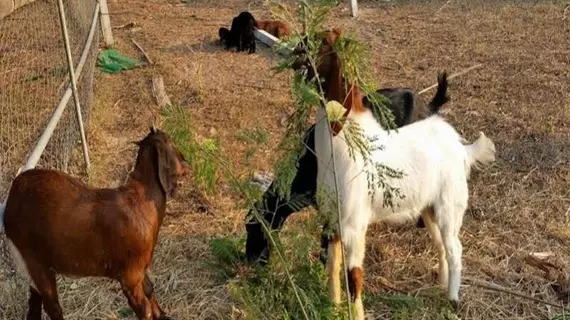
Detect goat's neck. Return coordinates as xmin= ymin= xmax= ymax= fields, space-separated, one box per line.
xmin=322 ymin=58 xmax=346 ymax=105
xmin=322 ymin=54 xmax=364 ymax=116
xmin=321 ymin=54 xmax=365 ymax=136
xmin=126 ymin=148 xmax=167 ymax=220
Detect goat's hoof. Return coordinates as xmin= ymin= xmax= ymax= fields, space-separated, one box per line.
xmin=450 ymin=299 xmax=459 ymax=311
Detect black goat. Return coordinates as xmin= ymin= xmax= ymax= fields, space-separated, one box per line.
xmin=220 ymin=11 xmax=256 ymax=54
xmin=245 ymin=74 xmax=450 ymax=265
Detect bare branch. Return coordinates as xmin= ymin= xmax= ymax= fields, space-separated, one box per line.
xmin=464 ymin=277 xmax=570 ymax=312
xmin=131 ymin=38 xmax=154 ymax=65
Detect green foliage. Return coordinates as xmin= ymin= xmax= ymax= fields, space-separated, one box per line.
xmin=368 ymin=292 xmax=459 ymax=320
xmin=209 ymin=232 xmax=349 ymax=320
xmin=552 ymin=314 xmax=570 ymax=320
xmin=235 ymin=123 xmax=268 ymax=166
xmin=117 ymin=307 xmax=134 ymax=318
xmin=160 ymin=104 xmax=221 ymax=194
xmin=272 ymin=73 xmax=318 ymax=200
xmin=231 ymin=175 xmax=265 ymax=213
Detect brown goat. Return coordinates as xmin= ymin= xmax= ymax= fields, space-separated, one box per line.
xmin=255 ymin=19 xmax=291 ymax=38
xmin=3 ymin=126 xmax=188 ymax=320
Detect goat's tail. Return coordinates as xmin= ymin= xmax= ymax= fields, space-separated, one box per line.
xmin=465 ymin=132 xmax=496 ymax=176
xmin=427 ymin=72 xmax=450 ymax=114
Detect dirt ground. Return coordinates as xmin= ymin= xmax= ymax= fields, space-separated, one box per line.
xmin=1 ymin=0 xmax=570 ymax=319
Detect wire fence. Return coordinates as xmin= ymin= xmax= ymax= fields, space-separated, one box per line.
xmin=0 ymin=0 xmax=101 ymax=305
xmin=0 ymin=0 xmax=99 ymax=199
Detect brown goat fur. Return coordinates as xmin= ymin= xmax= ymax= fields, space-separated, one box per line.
xmin=3 ymin=127 xmax=188 ymax=320
xmin=255 ymin=20 xmax=291 ymax=38
xmin=292 ymin=28 xmax=366 ymax=135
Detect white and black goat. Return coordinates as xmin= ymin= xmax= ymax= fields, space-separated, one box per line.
xmin=295 ymin=28 xmax=496 ymax=319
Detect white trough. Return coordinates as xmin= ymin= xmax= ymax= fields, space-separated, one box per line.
xmin=254 ymin=29 xmax=280 ymax=47
xmin=253 ymin=28 xmax=296 ymax=55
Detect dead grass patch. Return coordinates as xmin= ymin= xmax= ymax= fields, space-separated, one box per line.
xmin=1 ymin=0 xmax=570 ymax=319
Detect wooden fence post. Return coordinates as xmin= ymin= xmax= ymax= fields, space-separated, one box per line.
xmin=349 ymin=0 xmax=358 ymax=17
xmin=98 ymin=0 xmax=114 ymax=46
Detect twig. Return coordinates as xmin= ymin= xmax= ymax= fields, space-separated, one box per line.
xmin=113 ymin=22 xmax=136 ymax=29
xmin=233 ymin=83 xmax=270 ymax=90
xmin=393 ymin=60 xmax=409 ymax=76
xmin=522 ymin=165 xmax=539 ymax=181
xmin=418 ymin=63 xmax=483 ymax=95
xmin=563 ymin=4 xmax=569 ymax=21
xmin=131 ymin=38 xmax=154 ymax=65
xmin=434 ymin=0 xmax=452 ymax=15
xmin=464 ymin=277 xmax=570 ymax=312
xmin=0 ymin=57 xmax=39 ymax=76
xmin=233 ymin=82 xmax=288 ymax=92
xmin=112 ymin=98 xmax=122 ymax=109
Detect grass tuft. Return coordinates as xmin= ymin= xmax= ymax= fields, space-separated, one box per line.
xmin=160 ymin=104 xmax=221 ymax=194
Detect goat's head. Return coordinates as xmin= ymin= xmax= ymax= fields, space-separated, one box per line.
xmin=135 ymin=126 xmax=189 ymax=197
xmin=219 ymin=27 xmax=230 ymax=45
xmin=292 ymin=28 xmax=343 ymax=81
xmin=292 ymin=28 xmax=366 ymax=136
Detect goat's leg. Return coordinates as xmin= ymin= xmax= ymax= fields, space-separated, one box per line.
xmin=246 ymin=126 xmax=318 ymax=264
xmin=421 ymin=207 xmax=448 ymax=288
xmin=143 ymin=273 xmax=172 ymax=320
xmin=345 ymin=230 xmax=367 ymax=320
xmin=326 ymin=234 xmax=342 ymax=304
xmin=121 ymin=273 xmax=153 ymax=320
xmin=27 ymin=266 xmax=64 ymax=320
xmin=437 ymin=208 xmax=464 ymax=309
xmin=245 ymin=188 xmax=316 ymax=263
xmin=26 ymin=287 xmax=42 ymax=320
xmin=249 ymin=38 xmax=256 ymax=54
xmin=237 ymin=34 xmax=243 ymax=52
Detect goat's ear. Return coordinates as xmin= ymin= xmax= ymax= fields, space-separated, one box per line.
xmin=155 ymin=142 xmax=175 ymax=196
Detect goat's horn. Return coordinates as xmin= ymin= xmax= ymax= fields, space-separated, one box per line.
xmin=150 ymin=120 xmax=157 ymax=133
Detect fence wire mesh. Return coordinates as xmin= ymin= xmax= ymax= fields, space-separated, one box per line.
xmin=0 ymin=0 xmax=100 ymax=315
xmin=0 ymin=0 xmax=98 ymax=198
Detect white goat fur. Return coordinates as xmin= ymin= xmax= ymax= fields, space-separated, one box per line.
xmin=315 ymin=106 xmax=496 ymax=318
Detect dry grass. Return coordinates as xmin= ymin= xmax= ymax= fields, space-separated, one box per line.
xmin=2 ymin=0 xmax=570 ymax=319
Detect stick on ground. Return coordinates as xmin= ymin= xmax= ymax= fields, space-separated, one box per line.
xmin=464 ymin=277 xmax=570 ymax=312
xmin=151 ymin=75 xmax=172 ymax=109
xmin=418 ymin=64 xmax=483 ymax=95
xmin=131 ymin=38 xmax=154 ymax=65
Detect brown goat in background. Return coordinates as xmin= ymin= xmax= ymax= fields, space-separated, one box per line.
xmin=255 ymin=20 xmax=291 ymax=38
xmin=3 ymin=126 xmax=188 ymax=320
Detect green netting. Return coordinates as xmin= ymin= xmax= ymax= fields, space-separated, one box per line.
xmin=97 ymin=49 xmax=142 ymax=74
